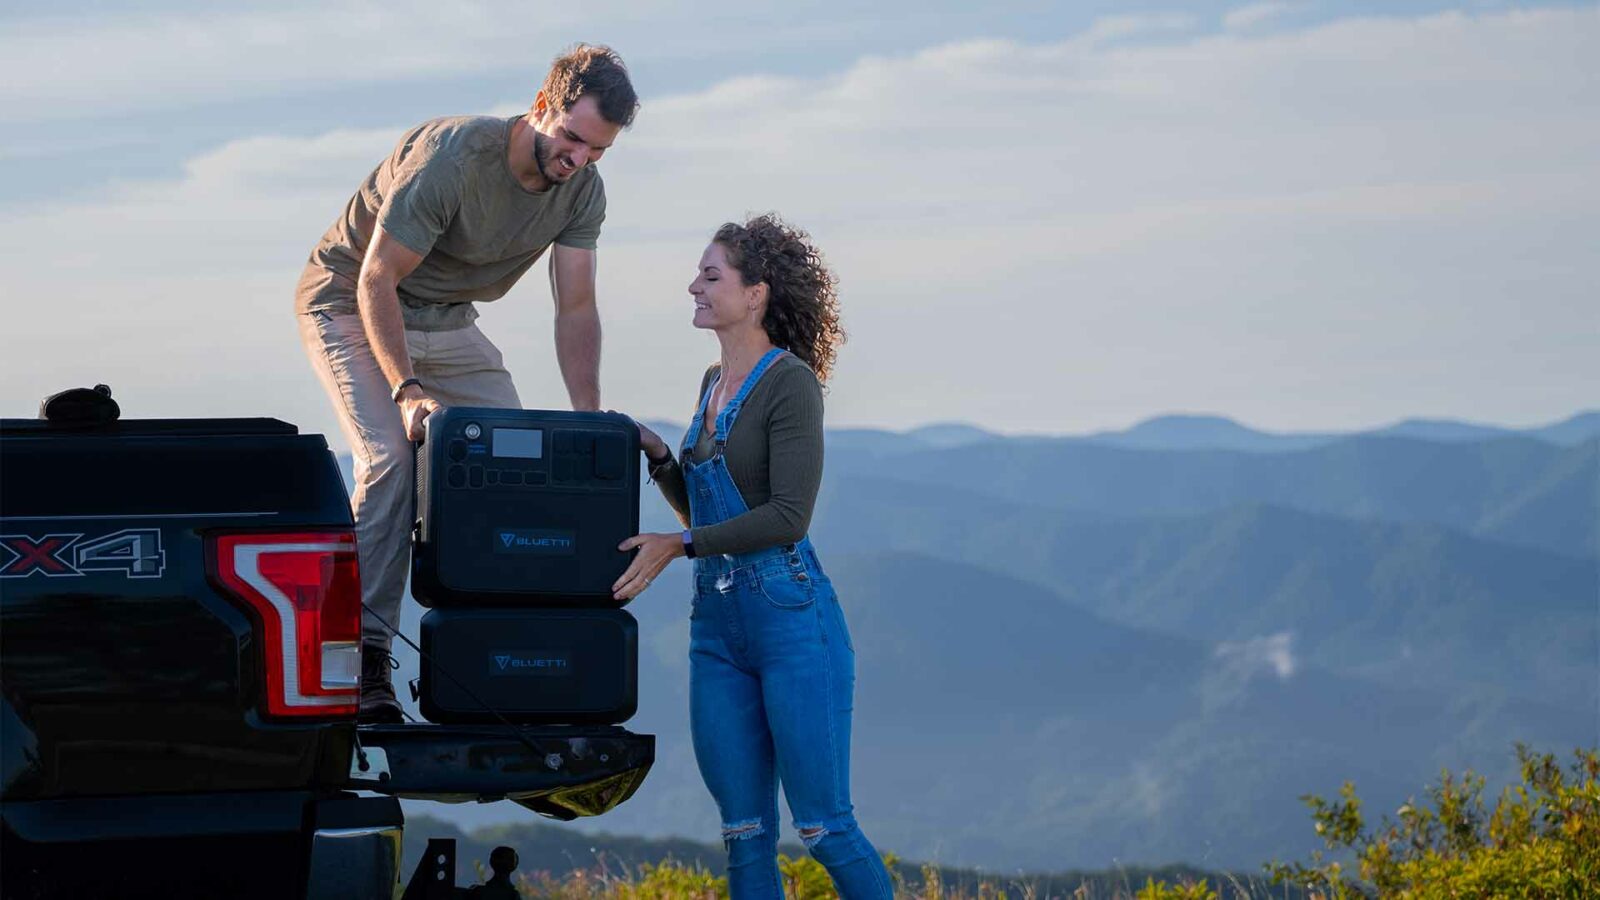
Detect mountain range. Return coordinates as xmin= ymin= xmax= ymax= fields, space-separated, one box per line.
xmin=343 ymin=410 xmax=1598 ymax=871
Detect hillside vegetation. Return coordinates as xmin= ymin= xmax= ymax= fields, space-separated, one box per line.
xmin=412 ymin=745 xmax=1598 ymax=898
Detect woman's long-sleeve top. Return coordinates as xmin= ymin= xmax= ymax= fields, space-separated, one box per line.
xmin=648 ymin=355 xmax=826 ymax=556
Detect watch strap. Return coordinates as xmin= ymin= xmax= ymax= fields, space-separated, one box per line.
xmin=391 ymin=377 xmax=422 ymax=403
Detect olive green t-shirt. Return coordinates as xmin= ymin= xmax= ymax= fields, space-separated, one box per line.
xmin=295 ymin=115 xmax=606 ymax=332
xmin=650 ymin=354 xmax=827 ymax=557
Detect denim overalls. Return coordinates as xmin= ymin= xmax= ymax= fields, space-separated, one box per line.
xmin=680 ymin=348 xmax=893 ymax=900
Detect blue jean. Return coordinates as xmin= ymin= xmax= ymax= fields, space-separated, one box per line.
xmin=689 ymin=550 xmax=894 ymax=899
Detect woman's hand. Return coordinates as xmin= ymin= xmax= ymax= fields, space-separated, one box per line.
xmin=614 ymin=531 xmax=686 ymax=601
xmin=636 ymin=421 xmax=669 ymax=463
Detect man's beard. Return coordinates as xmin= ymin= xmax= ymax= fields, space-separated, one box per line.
xmin=531 ymin=132 xmax=564 ymax=184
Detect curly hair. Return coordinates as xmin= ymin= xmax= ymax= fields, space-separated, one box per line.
xmin=540 ymin=44 xmax=639 ymax=128
xmin=713 ymin=214 xmax=845 ymax=384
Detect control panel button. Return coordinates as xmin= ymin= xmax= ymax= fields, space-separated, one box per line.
xmin=464 ymin=423 xmax=482 ymax=440
xmin=595 ymin=434 xmax=624 ymax=480
xmin=447 ymin=465 xmax=467 ymax=489
xmin=524 ymin=472 xmax=548 ymax=486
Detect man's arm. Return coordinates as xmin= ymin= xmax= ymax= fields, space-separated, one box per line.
xmin=357 ymin=226 xmax=436 ymax=440
xmin=549 ymin=243 xmax=602 ymax=412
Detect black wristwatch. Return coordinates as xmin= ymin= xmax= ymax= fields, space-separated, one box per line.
xmin=646 ymin=446 xmax=673 ymax=467
xmin=391 ymin=377 xmax=422 ymax=403
xmin=681 ymin=530 xmax=697 ymax=559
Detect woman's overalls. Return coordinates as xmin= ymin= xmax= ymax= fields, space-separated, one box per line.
xmin=680 ymin=347 xmax=894 ymax=899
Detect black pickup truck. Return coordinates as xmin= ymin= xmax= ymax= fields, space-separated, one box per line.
xmin=0 ymin=405 xmax=654 ymax=899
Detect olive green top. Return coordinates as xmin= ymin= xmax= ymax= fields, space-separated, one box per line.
xmin=295 ymin=115 xmax=607 ymax=332
xmin=649 ymin=354 xmax=825 ymax=556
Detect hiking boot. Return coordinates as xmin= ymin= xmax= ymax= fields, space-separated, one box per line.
xmin=358 ymin=644 xmax=405 ymax=724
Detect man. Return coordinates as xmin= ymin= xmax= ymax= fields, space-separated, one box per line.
xmin=296 ymin=45 xmax=638 ymax=722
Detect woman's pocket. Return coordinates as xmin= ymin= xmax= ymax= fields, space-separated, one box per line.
xmin=755 ymin=571 xmax=817 ymax=609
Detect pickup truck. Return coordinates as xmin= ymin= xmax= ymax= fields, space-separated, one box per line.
xmin=0 ymin=398 xmax=655 ymax=899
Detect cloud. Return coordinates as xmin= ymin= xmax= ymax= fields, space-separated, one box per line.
xmin=1203 ymin=631 xmax=1297 ymax=711
xmin=1077 ymin=13 xmax=1197 ymax=44
xmin=2 ymin=6 xmax=1597 ymax=440
xmin=1214 ymin=631 xmax=1297 ymax=680
xmin=1223 ymin=2 xmax=1295 ymax=31
xmin=0 ymin=1 xmax=625 ymax=122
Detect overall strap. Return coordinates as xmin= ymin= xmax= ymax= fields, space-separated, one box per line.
xmin=680 ymin=367 xmax=723 ymax=456
xmin=714 ymin=348 xmax=788 ymax=451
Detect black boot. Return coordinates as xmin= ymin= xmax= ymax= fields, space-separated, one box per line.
xmin=358 ymin=644 xmax=405 ymax=724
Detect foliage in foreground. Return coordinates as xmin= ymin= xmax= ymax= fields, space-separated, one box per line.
xmin=491 ymin=853 xmax=1287 ymax=900
xmin=1252 ymin=744 xmax=1599 ymax=899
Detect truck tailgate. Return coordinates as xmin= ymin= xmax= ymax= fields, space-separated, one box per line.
xmin=350 ymin=723 xmax=653 ymax=819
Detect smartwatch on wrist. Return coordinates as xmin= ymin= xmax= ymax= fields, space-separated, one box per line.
xmin=681 ymin=530 xmax=697 ymax=559
xmin=391 ymin=377 xmax=422 ymax=403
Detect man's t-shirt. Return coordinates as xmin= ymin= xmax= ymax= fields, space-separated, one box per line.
xmin=296 ymin=115 xmax=606 ymax=332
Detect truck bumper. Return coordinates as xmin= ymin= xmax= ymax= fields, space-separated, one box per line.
xmin=2 ymin=791 xmax=402 ymax=900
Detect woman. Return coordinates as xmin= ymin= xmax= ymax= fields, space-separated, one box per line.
xmin=613 ymin=215 xmax=894 ymax=899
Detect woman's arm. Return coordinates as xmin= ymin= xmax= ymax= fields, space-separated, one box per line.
xmin=689 ymin=364 xmax=824 ymax=556
xmin=647 ymin=454 xmax=691 ymax=528
xmin=635 ymin=366 xmax=717 ymax=527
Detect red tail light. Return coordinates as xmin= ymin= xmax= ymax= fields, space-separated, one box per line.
xmin=213 ymin=532 xmax=362 ymax=719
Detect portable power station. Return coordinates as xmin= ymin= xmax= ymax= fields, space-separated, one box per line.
xmin=412 ymin=408 xmax=640 ymax=606
xmin=418 ymin=607 xmax=638 ymax=725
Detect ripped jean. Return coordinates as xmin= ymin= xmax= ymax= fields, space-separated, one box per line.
xmin=689 ymin=552 xmax=894 ymax=899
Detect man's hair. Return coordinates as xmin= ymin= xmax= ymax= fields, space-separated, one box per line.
xmin=541 ymin=44 xmax=639 ymax=128
xmin=489 ymin=846 xmax=518 ymax=875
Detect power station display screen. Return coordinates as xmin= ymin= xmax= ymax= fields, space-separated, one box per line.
xmin=492 ymin=428 xmax=543 ymax=459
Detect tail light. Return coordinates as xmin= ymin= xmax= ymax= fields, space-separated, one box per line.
xmin=212 ymin=532 xmax=362 ymax=719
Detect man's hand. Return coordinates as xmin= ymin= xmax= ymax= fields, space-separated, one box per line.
xmin=396 ymin=384 xmax=442 ymax=442
xmin=613 ymin=532 xmax=686 ymax=601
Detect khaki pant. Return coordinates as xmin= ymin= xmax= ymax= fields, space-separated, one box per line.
xmin=298 ymin=311 xmax=521 ymax=648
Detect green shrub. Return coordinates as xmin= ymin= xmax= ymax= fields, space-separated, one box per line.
xmin=1266 ymin=744 xmax=1600 ymax=898
xmin=1135 ymin=877 xmax=1219 ymax=900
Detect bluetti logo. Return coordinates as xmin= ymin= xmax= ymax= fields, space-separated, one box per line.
xmin=490 ymin=650 xmax=571 ymax=677
xmin=493 ymin=528 xmax=576 ymax=556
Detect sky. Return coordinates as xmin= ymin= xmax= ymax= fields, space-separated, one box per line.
xmin=2 ymin=1 xmax=1596 ymax=444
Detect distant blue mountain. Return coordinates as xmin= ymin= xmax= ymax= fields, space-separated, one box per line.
xmin=1081 ymin=410 xmax=1600 ymax=452
xmin=813 ymin=484 xmax=1597 ymax=710
xmin=626 ymin=409 xmax=1600 ymax=456
xmin=1529 ymin=411 xmax=1600 ymax=445
xmin=1082 ymin=414 xmax=1333 ymax=452
xmin=903 ymin=422 xmax=997 ymax=448
xmin=832 ymin=432 xmax=1597 ymax=558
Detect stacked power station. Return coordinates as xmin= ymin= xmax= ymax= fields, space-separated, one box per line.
xmin=412 ymin=408 xmax=640 ymax=725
